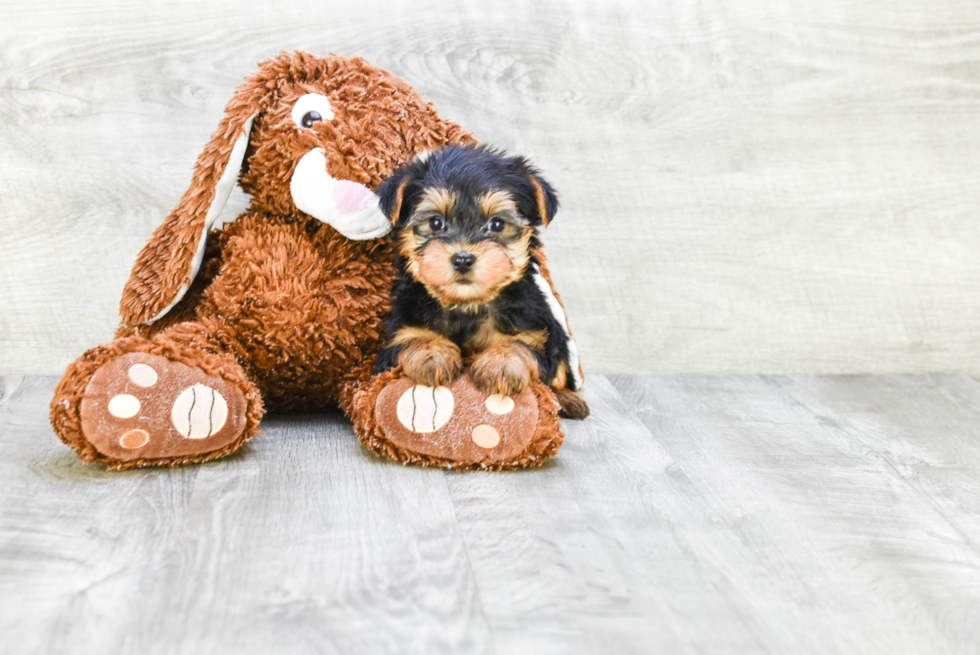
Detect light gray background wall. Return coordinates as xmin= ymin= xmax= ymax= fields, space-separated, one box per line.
xmin=3 ymin=0 xmax=980 ymax=376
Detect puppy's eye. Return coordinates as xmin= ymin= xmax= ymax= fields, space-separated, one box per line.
xmin=291 ymin=93 xmax=335 ymax=130
xmin=429 ymin=216 xmax=445 ymax=232
xmin=489 ymin=217 xmax=506 ymax=233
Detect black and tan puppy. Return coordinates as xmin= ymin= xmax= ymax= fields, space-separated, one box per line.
xmin=374 ymin=145 xmax=588 ymax=419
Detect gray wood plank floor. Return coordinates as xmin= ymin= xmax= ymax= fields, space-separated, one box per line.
xmin=3 ymin=374 xmax=980 ymax=654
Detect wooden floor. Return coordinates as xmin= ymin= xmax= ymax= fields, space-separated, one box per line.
xmin=3 ymin=373 xmax=980 ymax=654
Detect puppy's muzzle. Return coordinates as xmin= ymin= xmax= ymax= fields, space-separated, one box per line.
xmin=451 ymin=251 xmax=476 ymax=273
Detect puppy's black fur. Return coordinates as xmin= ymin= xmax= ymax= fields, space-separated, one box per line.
xmin=374 ymin=145 xmax=587 ymax=418
xmin=381 ymin=145 xmax=558 ymax=230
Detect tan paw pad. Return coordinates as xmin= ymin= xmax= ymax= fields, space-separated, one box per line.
xmin=171 ymin=384 xmax=229 ymax=439
xmin=484 ymin=394 xmax=514 ymax=415
xmin=127 ymin=363 xmax=158 ymax=387
xmin=119 ymin=429 xmax=150 ymax=449
xmin=395 ymin=385 xmax=454 ymax=433
xmin=108 ymin=394 xmax=141 ymax=418
xmin=471 ymin=424 xmax=501 ymax=449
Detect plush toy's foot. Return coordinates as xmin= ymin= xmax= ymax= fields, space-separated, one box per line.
xmin=51 ymin=336 xmax=263 ymax=470
xmin=352 ymin=370 xmax=564 ymax=470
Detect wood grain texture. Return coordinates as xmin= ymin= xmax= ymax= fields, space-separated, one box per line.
xmin=0 ymin=376 xmax=491 ymax=655
xmin=4 ymin=0 xmax=980 ymax=376
xmin=611 ymin=372 xmax=980 ymax=654
xmin=7 ymin=373 xmax=980 ymax=653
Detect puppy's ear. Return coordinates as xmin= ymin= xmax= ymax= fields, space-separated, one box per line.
xmin=119 ymin=54 xmax=294 ymax=327
xmin=512 ymin=157 xmax=559 ymax=227
xmin=377 ymin=155 xmax=428 ymax=225
xmin=377 ymin=171 xmax=413 ymax=225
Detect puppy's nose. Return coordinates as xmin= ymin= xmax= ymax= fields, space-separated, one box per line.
xmin=451 ymin=251 xmax=476 ymax=273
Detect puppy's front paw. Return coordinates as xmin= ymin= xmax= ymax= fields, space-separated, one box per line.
xmin=470 ymin=346 xmax=538 ymax=396
xmin=399 ymin=340 xmax=463 ymax=388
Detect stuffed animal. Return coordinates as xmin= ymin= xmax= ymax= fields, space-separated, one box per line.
xmin=49 ymin=51 xmax=583 ymax=471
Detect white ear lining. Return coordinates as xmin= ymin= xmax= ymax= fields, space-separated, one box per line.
xmin=147 ymin=113 xmax=257 ymax=324
xmin=530 ymin=264 xmax=584 ymax=391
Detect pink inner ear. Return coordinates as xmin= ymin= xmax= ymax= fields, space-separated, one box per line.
xmin=333 ymin=180 xmax=377 ymax=213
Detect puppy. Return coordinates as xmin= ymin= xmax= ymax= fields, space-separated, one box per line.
xmin=374 ymin=145 xmax=589 ymax=419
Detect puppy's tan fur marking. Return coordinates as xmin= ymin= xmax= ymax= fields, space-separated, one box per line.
xmin=387 ymin=176 xmax=412 ymax=224
xmin=502 ymin=227 xmax=533 ymax=276
xmin=551 ymin=361 xmax=569 ymax=390
xmin=393 ymin=326 xmax=463 ymax=388
xmin=390 ymin=326 xmax=444 ymax=347
xmin=416 ymin=240 xmax=463 ymax=305
xmin=479 ymin=190 xmax=518 ymax=218
xmin=466 ymin=321 xmax=547 ymax=355
xmin=528 ymin=176 xmax=551 ymax=226
xmin=399 ymin=229 xmax=425 ymax=267
xmin=412 ymin=238 xmax=524 ymax=306
xmin=470 ymin=341 xmax=540 ymax=396
xmin=418 ymin=187 xmax=456 ymax=216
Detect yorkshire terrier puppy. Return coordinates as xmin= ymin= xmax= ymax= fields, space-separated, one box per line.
xmin=374 ymin=145 xmax=589 ymax=419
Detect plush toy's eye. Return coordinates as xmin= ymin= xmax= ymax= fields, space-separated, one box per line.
xmin=489 ymin=217 xmax=506 ymax=233
xmin=301 ymin=111 xmax=322 ymax=128
xmin=429 ymin=216 xmax=445 ymax=232
xmin=291 ymin=93 xmax=335 ymax=130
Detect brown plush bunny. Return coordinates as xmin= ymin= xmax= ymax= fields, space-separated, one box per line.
xmin=50 ymin=51 xmax=578 ymax=470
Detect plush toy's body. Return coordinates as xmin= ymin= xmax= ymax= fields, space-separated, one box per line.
xmin=128 ymin=214 xmax=396 ymax=413
xmin=50 ymin=52 xmax=579 ymax=470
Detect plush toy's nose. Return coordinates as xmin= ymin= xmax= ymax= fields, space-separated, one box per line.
xmin=290 ymin=148 xmax=392 ymax=240
xmin=451 ymin=251 xmax=476 ymax=273
xmin=333 ymin=180 xmax=377 ymax=213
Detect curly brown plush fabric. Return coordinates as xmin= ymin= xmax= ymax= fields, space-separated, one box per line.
xmin=49 ymin=51 xmax=574 ymax=470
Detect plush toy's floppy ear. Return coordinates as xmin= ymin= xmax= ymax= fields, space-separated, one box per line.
xmin=118 ymin=68 xmax=279 ymax=327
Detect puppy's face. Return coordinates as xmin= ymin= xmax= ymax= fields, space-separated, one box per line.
xmin=379 ymin=146 xmax=559 ymax=307
xmin=400 ymin=186 xmax=533 ymax=305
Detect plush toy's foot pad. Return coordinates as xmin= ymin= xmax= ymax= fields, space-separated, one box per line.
xmin=79 ymin=352 xmax=249 ymax=462
xmin=368 ymin=373 xmax=562 ymax=469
